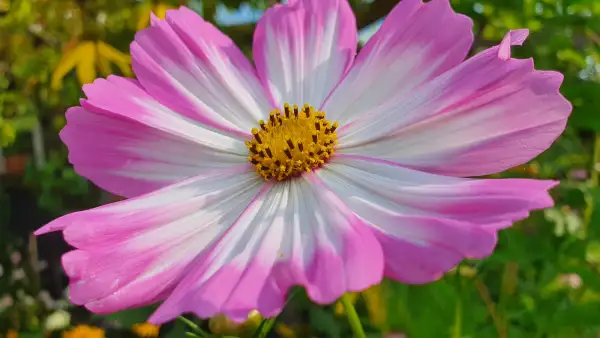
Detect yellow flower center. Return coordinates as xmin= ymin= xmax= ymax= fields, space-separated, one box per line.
xmin=246 ymin=103 xmax=338 ymax=181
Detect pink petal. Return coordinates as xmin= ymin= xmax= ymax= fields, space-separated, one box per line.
xmin=149 ymin=176 xmax=383 ymax=324
xmin=338 ymin=29 xmax=571 ymax=177
xmin=323 ymin=0 xmax=473 ymax=125
xmin=65 ymin=76 xmax=247 ymax=197
xmin=316 ymin=155 xmax=557 ymax=283
xmin=35 ymin=166 xmax=264 ymax=314
xmin=131 ymin=7 xmax=273 ymax=132
xmin=253 ymin=0 xmax=357 ymax=108
xmin=498 ymin=29 xmax=529 ymax=60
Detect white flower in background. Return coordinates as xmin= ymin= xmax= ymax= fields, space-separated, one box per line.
xmin=560 ymin=273 xmax=583 ymax=289
xmin=0 ymin=264 xmax=4 ymax=278
xmin=45 ymin=310 xmax=71 ymax=331
xmin=0 ymin=295 xmax=14 ymax=312
xmin=53 ymin=299 xmax=71 ymax=310
xmin=10 ymin=252 xmax=21 ymax=265
xmin=12 ymin=268 xmax=25 ymax=281
xmin=38 ymin=260 xmax=48 ymax=271
xmin=23 ymin=295 xmax=36 ymax=307
xmin=38 ymin=290 xmax=55 ymax=309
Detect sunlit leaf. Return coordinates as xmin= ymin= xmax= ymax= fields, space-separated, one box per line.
xmin=136 ymin=2 xmax=152 ymax=32
xmin=96 ymin=40 xmax=132 ymax=77
xmin=154 ymin=3 xmax=173 ymax=19
xmin=51 ymin=42 xmax=87 ymax=90
xmin=362 ymin=284 xmax=387 ymax=329
xmin=75 ymin=41 xmax=97 ymax=86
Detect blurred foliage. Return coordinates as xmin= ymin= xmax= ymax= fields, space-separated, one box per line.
xmin=1 ymin=0 xmax=600 ymax=337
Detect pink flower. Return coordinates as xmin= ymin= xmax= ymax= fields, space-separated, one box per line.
xmin=36 ymin=0 xmax=570 ymax=324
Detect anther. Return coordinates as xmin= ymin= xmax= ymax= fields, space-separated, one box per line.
xmin=329 ymin=122 xmax=339 ymax=133
xmin=251 ymin=128 xmax=262 ymax=143
xmin=284 ymin=147 xmax=293 ymax=159
xmin=312 ymin=132 xmax=318 ymax=143
xmin=259 ymin=120 xmax=267 ymax=130
xmin=284 ymin=103 xmax=291 ymax=118
xmin=285 ymin=136 xmax=295 ymax=149
xmin=264 ymin=146 xmax=273 ymax=157
xmin=303 ymin=104 xmax=311 ymax=117
xmin=315 ymin=121 xmax=320 ymax=131
xmin=293 ymin=104 xmax=299 ymax=118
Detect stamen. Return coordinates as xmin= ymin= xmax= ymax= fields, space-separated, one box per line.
xmin=246 ymin=103 xmax=338 ymax=181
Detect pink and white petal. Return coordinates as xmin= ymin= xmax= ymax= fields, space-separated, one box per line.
xmin=253 ymin=0 xmax=357 ymax=108
xmin=131 ymin=7 xmax=273 ymax=132
xmin=323 ymin=0 xmax=473 ymax=124
xmin=338 ymin=30 xmax=572 ymax=177
xmin=70 ymin=76 xmax=247 ymax=197
xmin=315 ymin=155 xmax=557 ymax=283
xmin=35 ymin=166 xmax=263 ymax=314
xmin=149 ymin=176 xmax=383 ymax=323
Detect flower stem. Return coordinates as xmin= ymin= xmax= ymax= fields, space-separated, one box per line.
xmin=178 ymin=316 xmax=212 ymax=338
xmin=253 ymin=316 xmax=278 ymax=338
xmin=341 ymin=293 xmax=367 ymax=338
xmin=583 ymin=133 xmax=600 ymax=234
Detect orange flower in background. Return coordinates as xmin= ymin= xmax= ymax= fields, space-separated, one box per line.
xmin=131 ymin=322 xmax=160 ymax=338
xmin=6 ymin=330 xmax=18 ymax=338
xmin=62 ymin=325 xmax=105 ymax=338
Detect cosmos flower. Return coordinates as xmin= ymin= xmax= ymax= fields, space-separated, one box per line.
xmin=36 ymin=0 xmax=571 ymax=324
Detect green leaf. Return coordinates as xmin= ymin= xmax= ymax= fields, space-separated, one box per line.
xmin=95 ymin=306 xmax=156 ymax=327
xmin=552 ymin=302 xmax=600 ymax=329
xmin=309 ymin=307 xmax=342 ymax=338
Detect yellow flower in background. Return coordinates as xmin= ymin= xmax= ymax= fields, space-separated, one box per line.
xmin=131 ymin=322 xmax=160 ymax=338
xmin=62 ymin=325 xmax=105 ymax=338
xmin=51 ymin=41 xmax=132 ymax=90
xmin=276 ymin=323 xmax=296 ymax=338
xmin=0 ymin=0 xmax=9 ymax=12
xmin=362 ymin=284 xmax=386 ymax=328
xmin=209 ymin=310 xmax=262 ymax=336
xmin=6 ymin=330 xmax=18 ymax=338
xmin=136 ymin=3 xmax=175 ymax=32
xmin=334 ymin=292 xmax=359 ymax=315
xmin=334 ymin=285 xmax=387 ymax=329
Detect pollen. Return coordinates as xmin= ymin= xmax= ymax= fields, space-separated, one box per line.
xmin=247 ymin=103 xmax=338 ymax=181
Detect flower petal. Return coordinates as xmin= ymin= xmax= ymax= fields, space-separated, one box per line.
xmin=149 ymin=175 xmax=383 ymax=323
xmin=131 ymin=7 xmax=273 ymax=132
xmin=323 ymin=0 xmax=473 ymax=124
xmin=316 ymin=155 xmax=557 ymax=283
xmin=67 ymin=76 xmax=247 ymax=197
xmin=35 ymin=166 xmax=263 ymax=314
xmin=338 ymin=29 xmax=572 ymax=177
xmin=253 ymin=0 xmax=357 ymax=108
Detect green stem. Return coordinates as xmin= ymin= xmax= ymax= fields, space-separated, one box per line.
xmin=592 ymin=133 xmax=600 ymax=186
xmin=576 ymin=133 xmax=600 ymax=302
xmin=341 ymin=293 xmax=367 ymax=338
xmin=583 ymin=133 xmax=600 ymax=234
xmin=452 ymin=265 xmax=463 ymax=338
xmin=253 ymin=316 xmax=278 ymax=338
xmin=452 ymin=298 xmax=463 ymax=338
xmin=177 ymin=316 xmax=212 ymax=338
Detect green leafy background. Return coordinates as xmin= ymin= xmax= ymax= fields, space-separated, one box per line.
xmin=1 ymin=0 xmax=600 ymax=337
